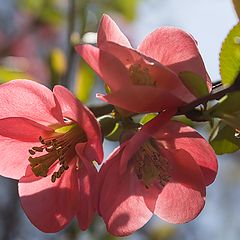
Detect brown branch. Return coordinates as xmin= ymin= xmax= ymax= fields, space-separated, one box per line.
xmin=60 ymin=0 xmax=76 ymax=88
xmin=177 ymin=74 xmax=240 ymax=115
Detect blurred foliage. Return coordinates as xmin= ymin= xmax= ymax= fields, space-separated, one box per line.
xmin=75 ymin=59 xmax=95 ymax=103
xmin=149 ymin=225 xmax=176 ymax=240
xmin=96 ymin=0 xmax=138 ymax=21
xmin=210 ymin=121 xmax=240 ymax=154
xmin=179 ymin=71 xmax=209 ymax=97
xmin=0 ymin=67 xmax=30 ymax=83
xmin=50 ymin=48 xmax=67 ymax=75
xmin=233 ymin=0 xmax=240 ymax=19
xmin=19 ymin=0 xmax=64 ymax=25
xmin=209 ymin=91 xmax=240 ymax=130
xmin=220 ymin=23 xmax=240 ymax=86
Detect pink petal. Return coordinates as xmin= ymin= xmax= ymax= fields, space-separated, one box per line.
xmin=75 ymin=44 xmax=130 ymax=91
xmin=98 ymin=151 xmax=153 ymax=236
xmin=155 ymin=121 xmax=218 ymax=185
xmin=98 ymin=14 xmax=131 ymax=48
xmin=97 ymin=86 xmax=184 ymax=113
xmin=19 ymin=162 xmax=79 ymax=233
xmin=138 ymin=27 xmax=212 ymax=90
xmin=97 ymin=41 xmax=195 ymax=102
xmin=0 ymin=117 xmax=53 ymax=179
xmin=152 ymin=149 xmax=206 ymax=223
xmin=0 ymin=80 xmax=63 ymax=125
xmin=75 ymin=151 xmax=97 ymax=230
xmin=53 ymin=86 xmax=103 ymax=164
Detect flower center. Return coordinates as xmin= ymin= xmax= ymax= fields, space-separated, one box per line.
xmin=133 ymin=139 xmax=170 ymax=188
xmin=129 ymin=64 xmax=156 ymax=86
xmin=28 ymin=123 xmax=87 ymax=182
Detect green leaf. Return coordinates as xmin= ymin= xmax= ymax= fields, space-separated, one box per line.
xmin=50 ymin=48 xmax=66 ymax=75
xmin=220 ymin=23 xmax=240 ymax=85
xmin=99 ymin=0 xmax=138 ymax=21
xmin=172 ymin=115 xmax=194 ymax=127
xmin=19 ymin=0 xmax=63 ymax=25
xmin=75 ymin=59 xmax=95 ymax=103
xmin=98 ymin=115 xmax=117 ymax=137
xmin=211 ymin=91 xmax=240 ymax=114
xmin=0 ymin=67 xmax=30 ymax=83
xmin=105 ymin=122 xmax=123 ymax=141
xmin=209 ymin=91 xmax=240 ymax=130
xmin=210 ymin=121 xmax=240 ymax=154
xmin=233 ymin=0 xmax=240 ymax=19
xmin=140 ymin=113 xmax=157 ymax=125
xmin=179 ymin=71 xmax=209 ymax=97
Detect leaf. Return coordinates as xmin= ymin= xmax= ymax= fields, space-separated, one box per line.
xmin=172 ymin=115 xmax=194 ymax=127
xmin=0 ymin=67 xmax=30 ymax=83
xmin=50 ymin=48 xmax=66 ymax=75
xmin=140 ymin=113 xmax=157 ymax=125
xmin=209 ymin=121 xmax=240 ymax=154
xmin=105 ymin=123 xmax=123 ymax=141
xmin=233 ymin=0 xmax=240 ymax=19
xmin=219 ymin=23 xmax=240 ymax=85
xmin=209 ymin=91 xmax=240 ymax=130
xmin=75 ymin=59 xmax=95 ymax=103
xmin=179 ymin=71 xmax=209 ymax=97
xmin=98 ymin=115 xmax=117 ymax=137
xmin=211 ymin=91 xmax=240 ymax=114
xmin=19 ymin=0 xmax=63 ymax=25
xmin=99 ymin=0 xmax=138 ymax=21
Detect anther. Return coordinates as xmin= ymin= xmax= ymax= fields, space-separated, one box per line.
xmin=39 ymin=136 xmax=45 ymax=144
xmin=51 ymin=173 xmax=57 ymax=183
xmin=29 ymin=149 xmax=35 ymax=155
xmin=62 ymin=161 xmax=69 ymax=170
xmin=32 ymin=147 xmax=44 ymax=152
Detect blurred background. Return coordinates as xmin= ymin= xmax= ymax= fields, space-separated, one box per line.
xmin=0 ymin=0 xmax=239 ymax=239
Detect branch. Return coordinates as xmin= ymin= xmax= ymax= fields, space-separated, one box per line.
xmin=177 ymin=74 xmax=240 ymax=115
xmin=60 ymin=0 xmax=76 ymax=88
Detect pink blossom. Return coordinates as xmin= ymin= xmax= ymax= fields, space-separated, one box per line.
xmin=76 ymin=14 xmax=211 ymax=113
xmin=0 ymin=80 xmax=103 ymax=232
xmin=97 ymin=111 xmax=217 ymax=236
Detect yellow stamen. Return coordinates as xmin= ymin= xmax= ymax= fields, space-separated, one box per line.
xmin=28 ymin=124 xmax=86 ymax=182
xmin=129 ymin=64 xmax=156 ymax=86
xmin=133 ymin=139 xmax=170 ymax=188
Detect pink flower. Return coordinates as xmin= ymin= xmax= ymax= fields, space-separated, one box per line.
xmin=0 ymin=80 xmax=103 ymax=232
xmin=97 ymin=111 xmax=217 ymax=236
xmin=76 ymin=14 xmax=211 ymax=113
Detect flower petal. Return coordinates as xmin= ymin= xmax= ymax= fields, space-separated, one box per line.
xmin=97 ymin=86 xmax=184 ymax=113
xmin=0 ymin=117 xmax=53 ymax=179
xmin=99 ymin=151 xmax=153 ymax=236
xmin=137 ymin=27 xmax=212 ymax=90
xmin=154 ymin=121 xmax=218 ymax=185
xmin=53 ymin=86 xmax=103 ymax=164
xmin=75 ymin=44 xmax=130 ymax=91
xmin=98 ymin=14 xmax=131 ymax=48
xmin=75 ymin=150 xmax=97 ymax=230
xmin=152 ymin=149 xmax=206 ymax=223
xmin=120 ymin=110 xmax=175 ymax=174
xmin=0 ymin=80 xmax=63 ymax=125
xmin=98 ymin=41 xmax=195 ymax=102
xmin=19 ymin=162 xmax=79 ymax=233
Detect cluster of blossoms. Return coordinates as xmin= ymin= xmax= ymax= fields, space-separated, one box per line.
xmin=0 ymin=14 xmax=217 ymax=236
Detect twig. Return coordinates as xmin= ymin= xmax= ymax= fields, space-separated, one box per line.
xmin=60 ymin=0 xmax=76 ymax=88
xmin=177 ymin=74 xmax=240 ymax=115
